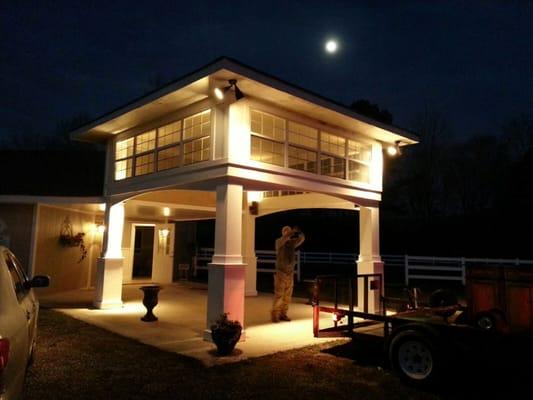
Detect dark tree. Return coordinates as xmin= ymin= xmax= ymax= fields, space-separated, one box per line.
xmin=349 ymin=99 xmax=393 ymax=124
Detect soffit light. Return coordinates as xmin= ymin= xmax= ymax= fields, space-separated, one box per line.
xmin=213 ymin=79 xmax=244 ymax=101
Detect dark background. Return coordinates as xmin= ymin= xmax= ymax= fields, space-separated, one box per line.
xmin=1 ymin=1 xmax=532 ymax=259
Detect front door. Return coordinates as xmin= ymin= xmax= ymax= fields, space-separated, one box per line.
xmin=132 ymin=226 xmax=154 ymax=279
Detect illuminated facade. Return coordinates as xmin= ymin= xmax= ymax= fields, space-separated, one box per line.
xmin=70 ymin=57 xmax=417 ymax=337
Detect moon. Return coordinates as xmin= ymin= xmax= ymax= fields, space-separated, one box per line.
xmin=325 ymin=40 xmax=338 ymax=54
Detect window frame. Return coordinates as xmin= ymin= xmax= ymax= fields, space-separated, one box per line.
xmin=113 ymin=109 xmax=212 ymax=181
xmin=250 ymin=107 xmax=374 ymax=184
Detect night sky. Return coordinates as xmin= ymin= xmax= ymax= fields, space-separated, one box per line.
xmin=1 ymin=0 xmax=532 ymax=141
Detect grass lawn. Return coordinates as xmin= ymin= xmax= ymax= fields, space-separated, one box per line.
xmin=24 ymin=309 xmax=530 ymax=400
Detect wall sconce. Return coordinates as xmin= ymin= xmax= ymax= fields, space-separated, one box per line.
xmin=249 ymin=201 xmax=259 ymax=215
xmin=159 ymin=228 xmax=170 ymax=254
xmin=97 ymin=224 xmax=106 ymax=234
xmin=163 ymin=207 xmax=170 ymax=217
xmin=213 ymin=79 xmax=244 ymax=101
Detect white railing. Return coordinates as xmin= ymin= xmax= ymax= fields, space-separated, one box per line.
xmin=192 ymin=248 xmax=302 ymax=281
xmin=192 ymin=248 xmax=533 ymax=286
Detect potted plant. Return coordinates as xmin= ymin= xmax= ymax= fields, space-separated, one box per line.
xmin=210 ymin=313 xmax=242 ymax=356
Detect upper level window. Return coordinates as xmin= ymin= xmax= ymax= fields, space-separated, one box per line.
xmin=251 ymin=110 xmax=285 ymax=141
xmin=250 ymin=108 xmax=374 ymax=185
xmin=320 ymin=132 xmax=346 ymax=179
xmin=251 ymin=136 xmax=284 ymax=166
xmin=347 ymin=140 xmax=372 ymax=183
xmin=251 ymin=110 xmax=286 ymax=167
xmin=136 ymin=130 xmax=156 ymax=154
xmin=183 ymin=110 xmax=211 ymax=165
xmin=115 ymin=137 xmax=134 ymax=180
xmin=288 ymin=121 xmax=317 ymax=148
xmin=158 ymin=121 xmax=181 ymax=147
xmin=114 ymin=109 xmax=211 ymax=180
xmin=183 ymin=110 xmax=211 ymax=141
xmin=320 ymin=132 xmax=346 ymax=157
xmin=288 ymin=121 xmax=318 ymax=173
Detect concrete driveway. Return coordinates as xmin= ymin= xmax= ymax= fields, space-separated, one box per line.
xmin=39 ymin=282 xmax=343 ymax=366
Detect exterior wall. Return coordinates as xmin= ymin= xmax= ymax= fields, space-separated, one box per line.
xmin=33 ymin=205 xmax=101 ymax=293
xmin=0 ymin=203 xmax=35 ymax=274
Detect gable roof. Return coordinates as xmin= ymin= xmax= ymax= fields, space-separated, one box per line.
xmin=71 ymin=57 xmax=418 ymax=145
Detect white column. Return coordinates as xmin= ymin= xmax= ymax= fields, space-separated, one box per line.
xmin=205 ymin=184 xmax=246 ymax=340
xmin=94 ymin=201 xmax=125 ymax=309
xmin=356 ymin=205 xmax=384 ymax=314
xmin=242 ymin=193 xmax=257 ymax=296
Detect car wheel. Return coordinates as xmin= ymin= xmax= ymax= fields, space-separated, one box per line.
xmin=389 ymin=329 xmax=442 ymax=386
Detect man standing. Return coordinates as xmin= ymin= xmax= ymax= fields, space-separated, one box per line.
xmin=271 ymin=225 xmax=305 ymax=322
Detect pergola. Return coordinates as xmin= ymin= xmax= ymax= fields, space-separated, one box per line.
xmin=71 ymin=57 xmax=417 ymax=339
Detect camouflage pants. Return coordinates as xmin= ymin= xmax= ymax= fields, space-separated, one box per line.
xmin=271 ymin=271 xmax=294 ymax=319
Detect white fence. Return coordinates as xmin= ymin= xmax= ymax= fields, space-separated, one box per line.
xmin=192 ymin=248 xmax=533 ymax=285
xmin=192 ymin=248 xmax=302 ymax=281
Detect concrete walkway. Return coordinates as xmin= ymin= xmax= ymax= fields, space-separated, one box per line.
xmin=39 ymin=282 xmax=345 ymax=366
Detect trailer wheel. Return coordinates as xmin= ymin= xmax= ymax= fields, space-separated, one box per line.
xmin=389 ymin=330 xmax=441 ymax=386
xmin=474 ymin=309 xmax=507 ymax=333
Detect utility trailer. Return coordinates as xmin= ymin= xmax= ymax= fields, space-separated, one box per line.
xmin=312 ymin=269 xmax=533 ymax=386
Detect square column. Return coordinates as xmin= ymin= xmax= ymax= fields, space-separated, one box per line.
xmin=205 ymin=184 xmax=246 ymax=341
xmin=357 ymin=205 xmax=384 ymax=314
xmin=94 ymin=201 xmax=125 ymax=309
xmin=243 ymin=193 xmax=258 ymax=296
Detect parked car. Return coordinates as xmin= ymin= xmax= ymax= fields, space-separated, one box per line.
xmin=0 ymin=246 xmax=49 ymax=400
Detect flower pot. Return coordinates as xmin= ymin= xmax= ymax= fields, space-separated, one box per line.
xmin=211 ymin=326 xmax=242 ymax=356
xmin=140 ymin=285 xmax=161 ymax=322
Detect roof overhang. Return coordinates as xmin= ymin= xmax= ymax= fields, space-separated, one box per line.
xmin=70 ymin=57 xmax=418 ymax=145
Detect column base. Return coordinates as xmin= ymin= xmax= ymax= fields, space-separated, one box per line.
xmin=94 ymin=257 xmax=124 ymax=309
xmin=205 ymin=263 xmax=246 ymax=342
xmin=93 ymin=300 xmax=123 ymax=309
xmin=356 ymin=258 xmax=384 ymax=314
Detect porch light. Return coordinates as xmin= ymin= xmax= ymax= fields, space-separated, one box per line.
xmin=213 ymin=79 xmax=244 ymax=101
xmin=247 ymin=191 xmax=263 ymax=203
xmin=386 ymin=141 xmax=402 ymax=156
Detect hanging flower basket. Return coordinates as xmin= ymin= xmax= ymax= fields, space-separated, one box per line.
xmin=59 ymin=217 xmax=88 ymax=263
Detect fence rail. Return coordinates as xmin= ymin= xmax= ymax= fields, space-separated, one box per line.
xmin=192 ymin=248 xmax=533 ymax=285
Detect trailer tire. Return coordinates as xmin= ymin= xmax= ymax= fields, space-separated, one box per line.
xmin=474 ymin=309 xmax=507 ymax=333
xmin=389 ymin=329 xmax=442 ymax=386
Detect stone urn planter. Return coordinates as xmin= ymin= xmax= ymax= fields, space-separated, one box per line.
xmin=140 ymin=285 xmax=161 ymax=322
xmin=211 ymin=313 xmax=242 ymax=356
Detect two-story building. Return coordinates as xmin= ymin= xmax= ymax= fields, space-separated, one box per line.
xmin=0 ymin=57 xmax=417 ymax=338
xmin=70 ymin=57 xmax=417 ymax=335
